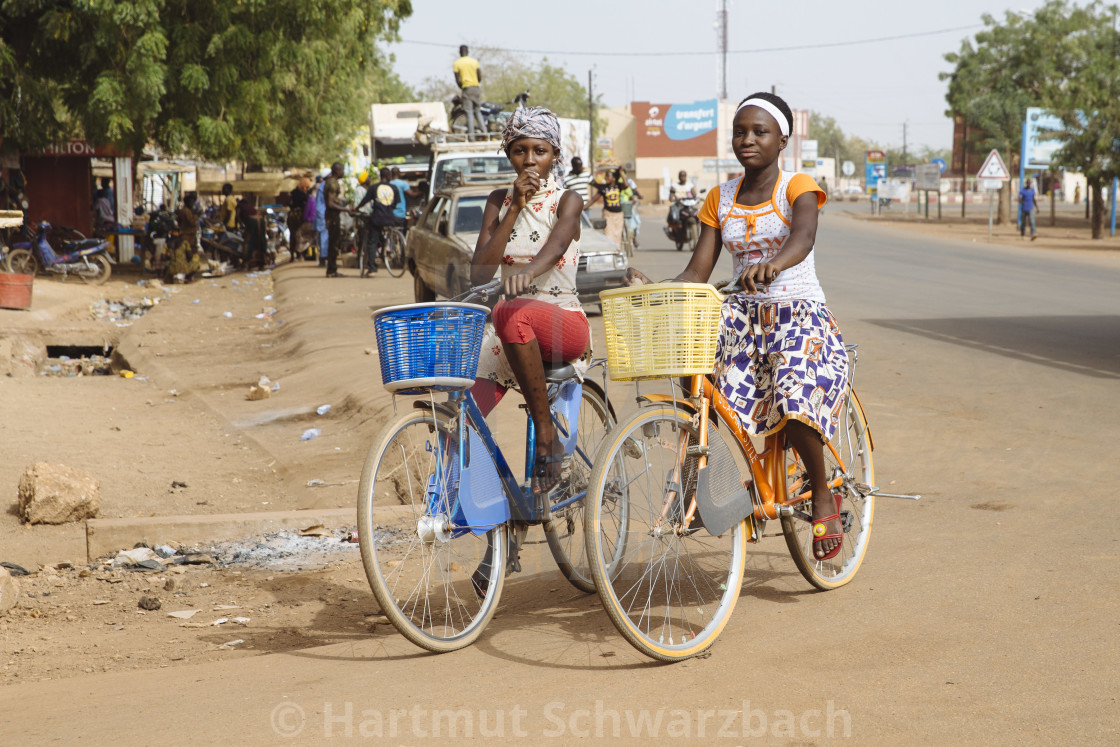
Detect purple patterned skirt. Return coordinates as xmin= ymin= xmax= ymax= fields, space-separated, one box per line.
xmin=713 ymin=297 xmax=850 ymax=440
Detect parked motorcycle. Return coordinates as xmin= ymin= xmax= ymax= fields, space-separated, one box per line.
xmin=665 ymin=195 xmax=701 ymax=251
xmin=4 ymin=221 xmax=113 ymax=284
xmin=449 ymin=87 xmax=531 ymax=137
xmin=262 ymin=206 xmax=289 ymax=260
xmin=200 ymin=220 xmax=247 ymax=267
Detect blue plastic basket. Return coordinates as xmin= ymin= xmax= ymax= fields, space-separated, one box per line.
xmin=372 ymin=302 xmax=490 ymax=394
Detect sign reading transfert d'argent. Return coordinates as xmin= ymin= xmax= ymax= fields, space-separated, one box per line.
xmin=632 ymin=99 xmax=718 ymax=157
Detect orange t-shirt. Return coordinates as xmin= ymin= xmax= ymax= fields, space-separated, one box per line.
xmin=698 ymin=172 xmax=826 ymax=228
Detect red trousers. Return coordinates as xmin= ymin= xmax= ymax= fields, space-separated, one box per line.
xmin=472 ymin=298 xmax=589 ymax=415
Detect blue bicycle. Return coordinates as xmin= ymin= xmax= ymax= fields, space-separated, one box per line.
xmin=357 ymin=281 xmax=623 ymax=652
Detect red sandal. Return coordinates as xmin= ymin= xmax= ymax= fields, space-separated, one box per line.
xmin=811 ymin=494 xmax=844 ymax=561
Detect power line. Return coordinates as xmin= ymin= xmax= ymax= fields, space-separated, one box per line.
xmin=397 ymin=24 xmax=983 ymax=58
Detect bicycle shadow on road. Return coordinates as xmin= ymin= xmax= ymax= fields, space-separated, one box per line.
xmin=738 ymin=549 xmax=819 ymax=604
xmin=470 ymin=574 xmax=664 ymax=671
xmin=192 ymin=572 xmax=433 ymax=663
xmin=868 ymin=315 xmax=1120 ymax=380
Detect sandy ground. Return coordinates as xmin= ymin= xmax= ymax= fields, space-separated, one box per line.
xmin=0 ymin=214 xmax=1117 ymax=743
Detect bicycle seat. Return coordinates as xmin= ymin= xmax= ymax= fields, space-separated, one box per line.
xmin=63 ymin=238 xmax=106 ymax=252
xmin=543 ymin=361 xmax=576 ymax=383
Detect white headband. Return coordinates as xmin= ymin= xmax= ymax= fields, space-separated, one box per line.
xmin=736 ymin=98 xmax=790 ymax=137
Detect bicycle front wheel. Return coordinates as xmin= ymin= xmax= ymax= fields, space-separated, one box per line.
xmin=385 ymin=228 xmax=406 ymax=277
xmin=781 ymin=389 xmax=875 ymax=590
xmin=544 ymin=381 xmax=618 ymax=593
xmin=585 ymin=406 xmax=747 ymax=661
xmin=357 ymin=408 xmax=506 ymax=652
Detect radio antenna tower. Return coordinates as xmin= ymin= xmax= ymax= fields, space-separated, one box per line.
xmin=716 ymin=0 xmax=729 ymax=99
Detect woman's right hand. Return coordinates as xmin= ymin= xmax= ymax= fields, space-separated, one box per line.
xmin=511 ymin=170 xmax=542 ymax=211
xmin=624 ymin=268 xmax=652 ymax=286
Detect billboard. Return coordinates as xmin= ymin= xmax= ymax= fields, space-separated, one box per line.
xmin=632 ymin=99 xmax=718 ymax=157
xmin=865 ymin=150 xmax=887 ymax=191
xmin=1023 ymin=107 xmax=1065 ymax=170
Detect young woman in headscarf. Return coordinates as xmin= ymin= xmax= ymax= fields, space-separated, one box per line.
xmin=470 ymin=106 xmax=590 ymax=496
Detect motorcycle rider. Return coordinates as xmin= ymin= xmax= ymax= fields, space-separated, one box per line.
xmin=664 ymin=170 xmax=696 ymax=238
xmin=453 ymin=45 xmax=485 ymax=140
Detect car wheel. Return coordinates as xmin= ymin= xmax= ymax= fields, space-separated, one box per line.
xmin=414 ymin=273 xmax=436 ymax=303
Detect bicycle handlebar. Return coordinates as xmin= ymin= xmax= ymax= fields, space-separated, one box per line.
xmin=453 ymin=279 xmax=502 ymax=303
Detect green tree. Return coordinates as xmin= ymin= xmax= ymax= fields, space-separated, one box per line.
xmin=1037 ymin=1 xmax=1120 ymax=238
xmin=941 ymin=9 xmax=1048 ymax=223
xmin=0 ymin=0 xmax=413 ymax=166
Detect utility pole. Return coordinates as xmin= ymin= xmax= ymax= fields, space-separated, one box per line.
xmin=588 ymin=68 xmax=595 ymax=173
xmin=716 ymin=0 xmax=728 ymax=100
xmin=902 ymin=122 xmax=908 ymax=167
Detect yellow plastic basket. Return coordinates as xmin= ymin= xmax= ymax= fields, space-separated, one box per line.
xmin=599 ymin=282 xmax=724 ymax=381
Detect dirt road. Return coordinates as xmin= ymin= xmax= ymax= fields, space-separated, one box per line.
xmin=1 ymin=212 xmax=1118 ymax=743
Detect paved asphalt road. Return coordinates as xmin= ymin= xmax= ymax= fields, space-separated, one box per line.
xmin=4 ymin=209 xmax=1118 ymax=744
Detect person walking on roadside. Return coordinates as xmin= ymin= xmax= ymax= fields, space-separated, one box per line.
xmin=314 ymin=175 xmax=328 ymax=266
xmin=1019 ymin=177 xmax=1038 ymax=240
xmin=453 ymin=45 xmax=485 ymax=140
xmin=586 ymin=167 xmax=625 ymax=247
xmin=389 ymin=167 xmax=411 ymax=225
xmin=323 ymin=162 xmax=351 ymax=277
xmin=287 ymin=176 xmax=311 ymax=261
xmin=218 ymin=183 xmax=239 ymax=231
xmin=563 ymin=156 xmax=593 ymax=211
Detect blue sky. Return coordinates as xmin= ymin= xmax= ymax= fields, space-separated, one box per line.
xmin=386 ymin=0 xmax=1053 ymax=151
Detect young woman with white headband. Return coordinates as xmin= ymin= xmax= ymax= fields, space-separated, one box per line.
xmin=625 ymin=91 xmax=849 ymax=561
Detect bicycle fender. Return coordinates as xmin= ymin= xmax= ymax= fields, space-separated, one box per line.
xmin=694 ymin=466 xmax=752 ymax=538
xmin=636 ymin=394 xmax=702 ymax=416
xmin=551 ymin=380 xmax=583 ymax=455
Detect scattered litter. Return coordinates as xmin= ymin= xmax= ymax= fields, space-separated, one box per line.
xmin=192 ymin=299 xmax=201 ymax=304
xmin=174 ymin=553 xmax=216 ymax=566
xmin=306 ymin=479 xmax=326 ymax=487
xmin=212 ymin=617 xmax=229 ymax=626
xmin=91 ymin=296 xmax=164 ymax=323
xmin=223 ymin=639 xmax=245 ymax=647
xmin=345 ymin=531 xmax=359 ymax=543
xmin=246 ymin=384 xmax=271 ymax=401
xmin=270 ymin=381 xmax=280 ymax=392
xmin=179 ymin=528 xmax=361 ymax=571
xmin=299 ymin=524 xmax=332 ymax=538
xmin=232 ymin=617 xmax=251 ymax=625
xmin=154 ymin=544 xmax=177 ymax=558
xmin=0 ymin=562 xmax=29 ymax=576
xmin=316 ymin=404 xmax=331 ymax=416
xmin=119 ymin=370 xmax=135 ymax=378
xmin=264 ymin=294 xmax=273 ymax=300
xmin=300 ymin=428 xmax=321 ymax=441
xmin=223 ymin=311 xmax=233 ymax=318
xmin=167 ymin=609 xmax=200 ymax=619
xmin=213 ymin=604 xmax=240 ymax=610
xmin=114 ymin=547 xmax=158 ymax=566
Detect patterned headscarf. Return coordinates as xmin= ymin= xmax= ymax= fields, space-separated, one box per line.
xmin=499 ymin=106 xmax=565 ymax=180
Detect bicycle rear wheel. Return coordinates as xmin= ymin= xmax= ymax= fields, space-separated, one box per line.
xmin=544 ymin=381 xmax=618 ymax=593
xmin=357 ymin=408 xmax=506 ymax=652
xmin=384 ymin=228 xmax=406 ymax=277
xmin=585 ymin=406 xmax=747 ymax=661
xmin=781 ymin=389 xmax=875 ymax=590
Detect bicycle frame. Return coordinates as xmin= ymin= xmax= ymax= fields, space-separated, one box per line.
xmin=642 ymin=373 xmax=866 ymax=529
xmin=434 ymin=380 xmax=587 ymax=529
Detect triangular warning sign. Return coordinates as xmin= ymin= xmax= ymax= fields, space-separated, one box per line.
xmin=977 ymin=149 xmax=1010 ymax=180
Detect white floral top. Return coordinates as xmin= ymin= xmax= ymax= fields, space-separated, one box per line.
xmin=475 ymin=177 xmax=589 ymax=390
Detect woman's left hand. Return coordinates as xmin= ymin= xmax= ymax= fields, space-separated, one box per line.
xmin=740 ymin=261 xmax=781 ymax=293
xmin=504 ymin=270 xmax=535 ymax=298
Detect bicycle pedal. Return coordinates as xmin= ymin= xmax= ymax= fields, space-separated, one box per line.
xmin=685 ymin=444 xmax=710 ymax=457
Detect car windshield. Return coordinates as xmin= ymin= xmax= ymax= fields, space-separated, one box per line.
xmin=454 ymin=196 xmax=487 ymax=234
xmin=432 ymin=156 xmax=514 ymax=193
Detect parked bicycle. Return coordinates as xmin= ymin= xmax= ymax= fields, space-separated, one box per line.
xmin=356 ymin=280 xmax=619 ymax=652
xmin=355 ymin=219 xmax=406 ymax=278
xmin=581 ymin=280 xmax=908 ymax=661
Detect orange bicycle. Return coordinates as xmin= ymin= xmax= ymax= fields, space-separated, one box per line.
xmin=584 ymin=282 xmax=884 ymax=661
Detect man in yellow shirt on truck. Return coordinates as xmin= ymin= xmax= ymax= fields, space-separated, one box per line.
xmin=453 ymin=45 xmax=485 ymax=140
